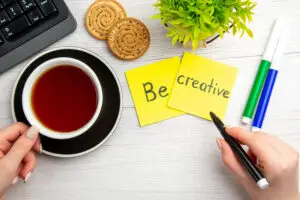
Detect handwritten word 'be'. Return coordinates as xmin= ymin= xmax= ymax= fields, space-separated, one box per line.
xmin=143 ymin=82 xmax=169 ymax=102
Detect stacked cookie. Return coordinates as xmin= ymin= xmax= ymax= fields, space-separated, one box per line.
xmin=86 ymin=0 xmax=150 ymax=60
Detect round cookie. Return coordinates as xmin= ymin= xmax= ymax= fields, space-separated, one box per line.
xmin=86 ymin=0 xmax=127 ymax=40
xmin=107 ymin=18 xmax=150 ymax=60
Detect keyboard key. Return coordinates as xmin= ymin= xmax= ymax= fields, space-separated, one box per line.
xmin=0 ymin=10 xmax=10 ymax=26
xmin=27 ymin=8 xmax=43 ymax=24
xmin=0 ymin=0 xmax=16 ymax=6
xmin=0 ymin=3 xmax=3 ymax=9
xmin=0 ymin=36 xmax=3 ymax=45
xmin=7 ymin=3 xmax=23 ymax=19
xmin=1 ymin=15 xmax=30 ymax=39
xmin=19 ymin=0 xmax=36 ymax=12
xmin=36 ymin=0 xmax=57 ymax=17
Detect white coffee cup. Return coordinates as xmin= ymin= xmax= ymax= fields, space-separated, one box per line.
xmin=22 ymin=57 xmax=103 ymax=140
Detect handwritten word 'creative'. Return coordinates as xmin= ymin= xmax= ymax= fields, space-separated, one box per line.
xmin=177 ymin=75 xmax=230 ymax=99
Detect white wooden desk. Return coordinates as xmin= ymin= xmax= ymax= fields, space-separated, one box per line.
xmin=2 ymin=0 xmax=300 ymax=199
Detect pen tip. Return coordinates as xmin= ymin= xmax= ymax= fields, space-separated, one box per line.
xmin=209 ymin=112 xmax=215 ymax=119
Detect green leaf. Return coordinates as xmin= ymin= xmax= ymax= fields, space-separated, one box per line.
xmin=183 ymin=33 xmax=191 ymax=45
xmin=166 ymin=31 xmax=175 ymax=38
xmin=179 ymin=32 xmax=185 ymax=42
xmin=151 ymin=14 xmax=161 ymax=19
xmin=170 ymin=19 xmax=184 ymax=25
xmin=233 ymin=25 xmax=237 ymax=36
xmin=246 ymin=29 xmax=254 ymax=38
xmin=193 ymin=27 xmax=201 ymax=38
xmin=240 ymin=30 xmax=245 ymax=37
xmin=172 ymin=35 xmax=179 ymax=47
xmin=202 ymin=14 xmax=212 ymax=25
xmin=183 ymin=20 xmax=194 ymax=28
xmin=192 ymin=39 xmax=198 ymax=50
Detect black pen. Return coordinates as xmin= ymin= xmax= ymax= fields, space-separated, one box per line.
xmin=210 ymin=112 xmax=269 ymax=190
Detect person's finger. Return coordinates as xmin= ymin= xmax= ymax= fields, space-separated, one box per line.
xmin=4 ymin=127 xmax=39 ymax=169
xmin=19 ymin=151 xmax=36 ymax=181
xmin=225 ymin=127 xmax=253 ymax=145
xmin=0 ymin=151 xmax=4 ymax=159
xmin=226 ymin=128 xmax=277 ymax=161
xmin=11 ymin=164 xmax=23 ymax=186
xmin=1 ymin=130 xmax=41 ymax=155
xmin=217 ymin=138 xmax=248 ymax=179
xmin=248 ymin=149 xmax=257 ymax=164
xmin=0 ymin=139 xmax=40 ymax=156
xmin=217 ymin=138 xmax=258 ymax=194
xmin=0 ymin=139 xmax=11 ymax=154
xmin=1 ymin=122 xmax=41 ymax=153
xmin=1 ymin=122 xmax=29 ymax=142
xmin=32 ymin=136 xmax=42 ymax=154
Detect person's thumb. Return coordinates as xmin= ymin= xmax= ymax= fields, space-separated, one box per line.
xmin=5 ymin=126 xmax=39 ymax=169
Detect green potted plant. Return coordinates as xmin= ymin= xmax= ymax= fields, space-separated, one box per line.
xmin=152 ymin=0 xmax=256 ymax=50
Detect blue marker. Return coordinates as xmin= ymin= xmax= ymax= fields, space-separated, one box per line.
xmin=252 ymin=27 xmax=289 ymax=132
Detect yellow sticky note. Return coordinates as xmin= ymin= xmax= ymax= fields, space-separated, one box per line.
xmin=169 ymin=52 xmax=238 ymax=120
xmin=126 ymin=57 xmax=184 ymax=126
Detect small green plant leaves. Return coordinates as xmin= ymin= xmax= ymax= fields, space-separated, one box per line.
xmin=152 ymin=0 xmax=256 ymax=49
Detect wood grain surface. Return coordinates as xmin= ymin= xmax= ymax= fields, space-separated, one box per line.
xmin=2 ymin=0 xmax=300 ymax=199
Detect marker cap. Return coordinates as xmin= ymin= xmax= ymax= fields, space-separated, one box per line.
xmin=242 ymin=117 xmax=251 ymax=125
xmin=252 ymin=127 xmax=261 ymax=132
xmin=257 ymin=178 xmax=270 ymax=190
xmin=270 ymin=26 xmax=290 ymax=70
xmin=263 ymin=19 xmax=285 ymax=61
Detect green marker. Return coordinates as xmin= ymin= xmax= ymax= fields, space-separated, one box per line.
xmin=242 ymin=19 xmax=284 ymax=124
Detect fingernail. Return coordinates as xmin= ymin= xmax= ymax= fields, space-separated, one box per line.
xmin=12 ymin=177 xmax=19 ymax=185
xmin=40 ymin=144 xmax=43 ymax=154
xmin=24 ymin=172 xmax=32 ymax=183
xmin=224 ymin=124 xmax=232 ymax=128
xmin=26 ymin=126 xmax=39 ymax=140
xmin=216 ymin=138 xmax=223 ymax=151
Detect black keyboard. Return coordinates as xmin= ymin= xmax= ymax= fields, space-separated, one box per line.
xmin=0 ymin=0 xmax=76 ymax=73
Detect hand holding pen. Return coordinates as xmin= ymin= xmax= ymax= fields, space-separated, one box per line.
xmin=216 ymin=126 xmax=299 ymax=200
